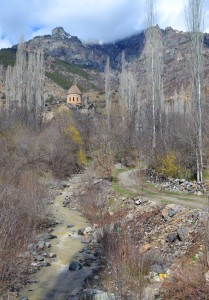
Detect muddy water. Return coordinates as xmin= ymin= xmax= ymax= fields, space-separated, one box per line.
xmin=21 ymin=183 xmax=92 ymax=300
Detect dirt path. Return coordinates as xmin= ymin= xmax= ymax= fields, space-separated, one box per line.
xmin=118 ymin=169 xmax=208 ymax=210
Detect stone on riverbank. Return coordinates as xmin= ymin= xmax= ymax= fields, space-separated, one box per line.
xmin=69 ymin=261 xmax=82 ymax=271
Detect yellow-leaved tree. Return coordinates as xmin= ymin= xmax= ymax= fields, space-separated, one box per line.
xmin=154 ymin=152 xmax=183 ymax=178
xmin=65 ymin=125 xmax=87 ymax=166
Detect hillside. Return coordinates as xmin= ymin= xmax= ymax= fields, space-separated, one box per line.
xmin=1 ymin=26 xmax=209 ymax=107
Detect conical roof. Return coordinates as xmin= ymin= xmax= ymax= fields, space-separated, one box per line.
xmin=67 ymin=84 xmax=82 ymax=95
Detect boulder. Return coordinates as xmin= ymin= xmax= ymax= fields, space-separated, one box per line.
xmin=84 ymin=226 xmax=93 ymax=234
xmin=150 ymin=264 xmax=166 ymax=274
xmin=150 ymin=264 xmax=163 ymax=274
xmin=31 ymin=261 xmax=41 ymax=268
xmin=166 ymin=233 xmax=177 ymax=243
xmin=177 ymin=227 xmax=189 ymax=241
xmin=168 ymin=208 xmax=177 ymax=217
xmin=162 ymin=204 xmax=180 ymax=220
xmin=135 ymin=199 xmax=142 ymax=205
xmin=40 ymin=261 xmax=51 ymax=267
xmin=93 ymin=292 xmax=116 ymax=300
xmin=67 ymin=224 xmax=74 ymax=228
xmin=44 ymin=252 xmax=56 ymax=258
xmin=37 ymin=241 xmax=45 ymax=250
xmin=34 ymin=255 xmax=44 ymax=261
xmin=45 ymin=242 xmax=51 ymax=248
xmin=78 ymin=226 xmax=92 ymax=235
xmin=69 ymin=261 xmax=82 ymax=271
xmin=40 ymin=233 xmax=57 ymax=241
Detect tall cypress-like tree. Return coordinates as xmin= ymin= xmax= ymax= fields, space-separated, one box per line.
xmin=105 ymin=56 xmax=112 ymax=131
xmin=119 ymin=51 xmax=137 ymax=128
xmin=186 ymin=0 xmax=204 ymax=182
xmin=145 ymin=0 xmax=163 ymax=158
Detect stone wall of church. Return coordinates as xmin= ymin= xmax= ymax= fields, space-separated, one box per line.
xmin=67 ymin=93 xmax=82 ymax=105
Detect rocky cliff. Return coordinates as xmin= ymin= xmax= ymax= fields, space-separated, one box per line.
xmin=24 ymin=26 xmax=145 ymax=71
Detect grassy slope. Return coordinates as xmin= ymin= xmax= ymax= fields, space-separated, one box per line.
xmin=46 ymin=59 xmax=98 ymax=92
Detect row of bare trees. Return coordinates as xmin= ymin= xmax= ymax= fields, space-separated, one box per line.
xmin=102 ymin=0 xmax=207 ymax=182
xmin=5 ymin=40 xmax=45 ymax=126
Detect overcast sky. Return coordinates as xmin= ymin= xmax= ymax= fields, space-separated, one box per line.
xmin=0 ymin=0 xmax=209 ymax=49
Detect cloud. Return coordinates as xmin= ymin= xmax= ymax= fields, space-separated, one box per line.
xmin=0 ymin=0 xmax=209 ymax=49
xmin=0 ymin=28 xmax=12 ymax=49
xmin=155 ymin=0 xmax=186 ymax=30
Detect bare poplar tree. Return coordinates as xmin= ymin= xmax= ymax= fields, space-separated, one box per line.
xmin=119 ymin=51 xmax=127 ymax=126
xmin=145 ymin=0 xmax=163 ymax=157
xmin=119 ymin=52 xmax=138 ymax=127
xmin=105 ymin=56 xmax=112 ymax=130
xmin=186 ymin=0 xmax=204 ymax=182
xmin=16 ymin=38 xmax=27 ymax=109
xmin=5 ymin=66 xmax=15 ymax=110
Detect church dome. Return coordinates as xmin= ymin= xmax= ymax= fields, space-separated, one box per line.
xmin=67 ymin=84 xmax=82 ymax=95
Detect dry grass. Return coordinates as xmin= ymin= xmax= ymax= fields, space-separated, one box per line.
xmin=162 ymin=261 xmax=209 ymax=300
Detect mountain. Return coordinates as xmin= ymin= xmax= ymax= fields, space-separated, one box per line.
xmin=0 ymin=26 xmax=209 ymax=108
xmin=24 ymin=27 xmax=145 ymax=70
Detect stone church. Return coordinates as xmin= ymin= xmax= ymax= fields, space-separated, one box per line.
xmin=67 ymin=84 xmax=82 ymax=106
xmin=66 ymin=83 xmax=96 ymax=114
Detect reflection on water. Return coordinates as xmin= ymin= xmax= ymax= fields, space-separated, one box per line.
xmin=21 ymin=186 xmax=90 ymax=300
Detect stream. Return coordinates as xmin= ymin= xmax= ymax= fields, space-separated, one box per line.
xmin=20 ymin=176 xmax=97 ymax=300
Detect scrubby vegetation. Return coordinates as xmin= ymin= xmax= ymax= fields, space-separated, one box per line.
xmin=0 ymin=48 xmax=16 ymax=66
xmin=55 ymin=59 xmax=90 ymax=80
xmin=154 ymin=152 xmax=183 ymax=179
xmin=45 ymin=71 xmax=73 ymax=90
xmin=0 ymin=108 xmax=87 ymax=295
xmin=46 ymin=59 xmax=98 ymax=92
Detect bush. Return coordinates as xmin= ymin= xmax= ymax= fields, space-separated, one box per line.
xmin=76 ymin=149 xmax=87 ymax=166
xmin=91 ymin=149 xmax=114 ymax=179
xmin=0 ymin=126 xmax=47 ymax=292
xmin=154 ymin=152 xmax=183 ymax=178
xmin=0 ymin=109 xmax=88 ymax=293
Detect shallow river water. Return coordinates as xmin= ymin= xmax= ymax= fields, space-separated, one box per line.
xmin=20 ymin=183 xmax=92 ymax=300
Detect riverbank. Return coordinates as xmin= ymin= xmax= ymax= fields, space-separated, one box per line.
xmin=75 ymin=168 xmax=209 ymax=299
xmin=17 ymin=174 xmax=101 ymax=300
xmin=12 ymin=166 xmax=209 ymax=300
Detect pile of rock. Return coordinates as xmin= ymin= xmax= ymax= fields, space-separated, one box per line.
xmin=27 ymin=232 xmax=57 ymax=269
xmin=150 ymin=177 xmax=207 ymax=194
